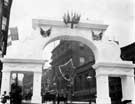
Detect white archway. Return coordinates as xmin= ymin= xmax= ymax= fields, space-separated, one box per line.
xmin=0 ymin=19 xmax=135 ymax=104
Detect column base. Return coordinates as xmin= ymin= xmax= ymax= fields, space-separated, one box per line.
xmin=132 ymin=99 xmax=135 ymax=104
xmin=31 ymin=95 xmax=42 ymax=103
xmin=96 ymin=97 xmax=111 ymax=104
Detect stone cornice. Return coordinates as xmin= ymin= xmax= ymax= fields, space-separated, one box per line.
xmin=93 ymin=61 xmax=135 ymax=69
xmin=32 ymin=19 xmax=108 ymax=30
xmin=1 ymin=58 xmax=47 ymax=64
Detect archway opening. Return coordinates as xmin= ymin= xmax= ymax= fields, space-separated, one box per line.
xmin=42 ymin=37 xmax=96 ymax=104
xmin=10 ymin=71 xmax=33 ymax=101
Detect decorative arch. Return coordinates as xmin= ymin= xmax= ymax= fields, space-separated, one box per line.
xmin=32 ymin=19 xmax=121 ymax=62
xmin=1 ymin=19 xmax=134 ymax=104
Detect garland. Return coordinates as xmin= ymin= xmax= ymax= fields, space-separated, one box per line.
xmin=58 ymin=58 xmax=75 ymax=81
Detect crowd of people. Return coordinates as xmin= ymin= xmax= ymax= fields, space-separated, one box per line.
xmin=1 ymin=91 xmax=10 ymax=104
xmin=1 ymin=83 xmax=22 ymax=104
xmin=0 ymin=86 xmax=132 ymax=104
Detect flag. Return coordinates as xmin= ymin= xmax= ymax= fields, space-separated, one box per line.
xmin=7 ymin=27 xmax=19 ymax=46
xmin=40 ymin=27 xmax=52 ymax=37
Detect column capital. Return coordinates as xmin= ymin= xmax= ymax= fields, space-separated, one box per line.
xmin=93 ymin=61 xmax=135 ymax=69
xmin=93 ymin=61 xmax=135 ymax=77
xmin=1 ymin=58 xmax=47 ymax=65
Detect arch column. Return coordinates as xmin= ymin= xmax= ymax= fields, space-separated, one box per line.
xmin=31 ymin=71 xmax=42 ymax=103
xmin=96 ymin=75 xmax=111 ymax=104
xmin=0 ymin=70 xmax=11 ymax=95
xmin=121 ymin=76 xmax=135 ymax=102
xmin=93 ymin=62 xmax=111 ymax=104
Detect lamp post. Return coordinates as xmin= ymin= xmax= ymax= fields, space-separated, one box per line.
xmin=87 ymin=74 xmax=92 ymax=104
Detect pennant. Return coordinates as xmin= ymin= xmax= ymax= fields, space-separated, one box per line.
xmin=40 ymin=27 xmax=52 ymax=37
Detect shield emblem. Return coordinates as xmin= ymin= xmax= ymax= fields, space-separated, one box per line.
xmin=59 ymin=59 xmax=75 ymax=81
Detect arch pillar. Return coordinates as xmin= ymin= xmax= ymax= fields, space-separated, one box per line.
xmin=121 ymin=76 xmax=135 ymax=102
xmin=93 ymin=61 xmax=135 ymax=104
xmin=96 ymin=75 xmax=111 ymax=104
xmin=0 ymin=70 xmax=11 ymax=95
xmin=31 ymin=71 xmax=42 ymax=103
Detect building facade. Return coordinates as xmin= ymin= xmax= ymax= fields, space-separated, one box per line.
xmin=0 ymin=0 xmax=13 ymax=88
xmin=51 ymin=40 xmax=95 ymax=68
xmin=0 ymin=0 xmax=13 ymax=56
xmin=51 ymin=40 xmax=96 ymax=102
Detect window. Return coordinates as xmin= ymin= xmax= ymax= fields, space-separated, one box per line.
xmin=2 ymin=16 xmax=7 ymax=30
xmin=79 ymin=57 xmax=85 ymax=65
xmin=4 ymin=0 xmax=9 ymax=6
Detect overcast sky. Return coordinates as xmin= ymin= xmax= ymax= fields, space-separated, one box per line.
xmin=8 ymin=0 xmax=134 ymax=67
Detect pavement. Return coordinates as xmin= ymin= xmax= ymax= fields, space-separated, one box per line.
xmin=0 ymin=101 xmax=93 ymax=104
xmin=22 ymin=101 xmax=92 ymax=104
xmin=0 ymin=100 xmax=91 ymax=104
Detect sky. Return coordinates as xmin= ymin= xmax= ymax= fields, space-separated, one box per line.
xmin=8 ymin=0 xmax=135 ymax=67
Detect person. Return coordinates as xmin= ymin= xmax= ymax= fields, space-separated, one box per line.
xmin=9 ymin=92 xmax=13 ymax=104
xmin=1 ymin=91 xmax=9 ymax=104
xmin=10 ymin=82 xmax=22 ymax=104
